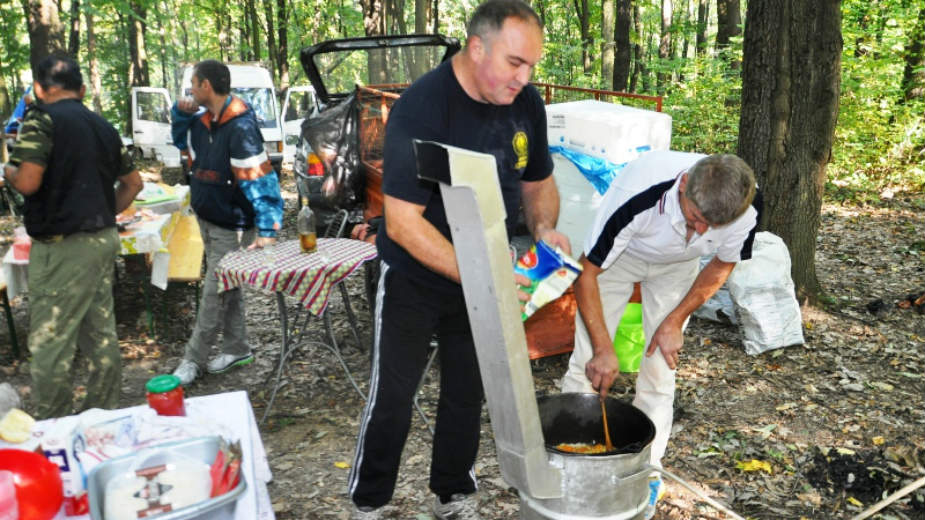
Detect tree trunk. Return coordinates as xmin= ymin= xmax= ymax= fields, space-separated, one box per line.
xmin=84 ymin=5 xmax=102 ymax=113
xmin=431 ymin=0 xmax=439 ymax=34
xmin=737 ymin=0 xmax=842 ymax=303
xmin=21 ymin=0 xmax=67 ymax=72
xmin=900 ymin=5 xmax=924 ymax=103
xmin=276 ymin=0 xmax=288 ymax=90
xmin=67 ymin=0 xmax=79 ymax=59
xmin=247 ymin=0 xmax=261 ymax=62
xmin=0 ymin=56 xmax=9 ymax=117
xmin=154 ymin=5 xmax=168 ymax=88
xmin=629 ymin=3 xmax=643 ymax=93
xmin=695 ymin=0 xmax=708 ymax=56
xmin=263 ymin=0 xmax=277 ymax=81
xmin=361 ymin=0 xmax=386 ymax=83
xmin=129 ymin=0 xmax=149 ymax=86
xmin=716 ymin=0 xmax=741 ymax=66
xmin=613 ymin=0 xmax=631 ymax=91
xmin=657 ymin=0 xmax=671 ymax=93
xmin=602 ymin=0 xmax=614 ymax=90
xmin=572 ymin=0 xmax=592 ymax=73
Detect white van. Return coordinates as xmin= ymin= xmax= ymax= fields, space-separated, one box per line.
xmin=130 ymin=63 xmax=286 ymax=171
xmin=280 ymin=85 xmax=317 ymax=164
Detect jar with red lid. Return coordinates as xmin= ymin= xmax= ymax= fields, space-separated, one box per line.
xmin=145 ymin=374 xmax=186 ymax=416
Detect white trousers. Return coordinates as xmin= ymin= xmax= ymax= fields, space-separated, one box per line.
xmin=561 ymin=253 xmax=700 ymax=465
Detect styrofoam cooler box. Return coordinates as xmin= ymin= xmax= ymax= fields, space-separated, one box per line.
xmin=548 ymin=100 xmax=673 ymax=251
xmin=546 ymin=100 xmax=673 ymax=164
xmin=553 ymin=153 xmax=605 ymax=251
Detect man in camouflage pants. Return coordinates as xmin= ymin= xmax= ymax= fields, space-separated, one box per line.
xmin=2 ymin=55 xmax=142 ymax=419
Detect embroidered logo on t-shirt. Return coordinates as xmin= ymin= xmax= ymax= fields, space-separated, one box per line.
xmin=512 ymin=131 xmax=528 ymax=169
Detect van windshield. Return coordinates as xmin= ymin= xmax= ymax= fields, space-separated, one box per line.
xmin=232 ymin=87 xmax=277 ymax=129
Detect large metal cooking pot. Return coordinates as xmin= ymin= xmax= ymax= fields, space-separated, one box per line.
xmin=520 ymin=393 xmax=655 ymax=520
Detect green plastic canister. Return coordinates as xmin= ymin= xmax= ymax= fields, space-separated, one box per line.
xmin=613 ymin=302 xmax=644 ymax=372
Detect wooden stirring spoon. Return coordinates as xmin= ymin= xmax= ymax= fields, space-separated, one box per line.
xmin=600 ymin=395 xmax=614 ymax=451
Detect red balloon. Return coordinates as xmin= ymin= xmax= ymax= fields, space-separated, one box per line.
xmin=0 ymin=449 xmax=64 ymax=520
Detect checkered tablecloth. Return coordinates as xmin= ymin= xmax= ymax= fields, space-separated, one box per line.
xmin=217 ymin=238 xmax=378 ymax=315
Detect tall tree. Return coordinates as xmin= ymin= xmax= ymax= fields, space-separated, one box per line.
xmin=900 ymin=5 xmax=924 ymax=103
xmin=629 ymin=3 xmax=643 ymax=92
xmin=573 ymin=0 xmax=593 ymax=73
xmin=695 ymin=0 xmax=708 ymax=56
xmin=361 ymin=0 xmax=386 ymax=83
xmin=67 ymin=0 xmax=80 ymax=58
xmin=263 ymin=0 xmax=277 ymax=80
xmin=276 ymin=0 xmax=289 ymax=89
xmin=128 ymin=0 xmax=150 ymax=86
xmin=656 ymin=0 xmax=672 ymax=92
xmin=84 ymin=3 xmax=103 ymax=113
xmin=738 ymin=0 xmax=842 ymax=302
xmin=715 ymin=0 xmax=740 ymax=66
xmin=613 ymin=0 xmax=631 ymax=91
xmin=601 ymin=0 xmax=614 ymax=89
xmin=22 ymin=0 xmax=67 ymax=72
xmin=246 ymin=0 xmax=261 ymax=62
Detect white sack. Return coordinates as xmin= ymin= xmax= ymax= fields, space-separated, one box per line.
xmin=726 ymin=232 xmax=804 ymax=355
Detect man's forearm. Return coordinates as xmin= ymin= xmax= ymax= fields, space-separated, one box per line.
xmin=522 ymin=176 xmax=560 ymax=240
xmin=665 ymin=257 xmax=736 ymax=325
xmin=384 ymin=194 xmax=460 ymax=283
xmin=114 ymin=171 xmax=143 ymax=213
xmin=574 ymin=258 xmax=612 ymax=354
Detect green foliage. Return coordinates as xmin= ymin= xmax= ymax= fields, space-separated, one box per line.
xmin=827 ymin=0 xmax=925 ymax=200
xmin=1 ymin=0 xmax=920 ymax=202
xmin=663 ymin=57 xmax=741 ymax=155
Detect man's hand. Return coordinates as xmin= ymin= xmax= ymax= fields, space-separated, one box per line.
xmin=535 ymin=227 xmax=572 ymax=256
xmin=176 ymin=97 xmax=200 ymax=113
xmin=248 ymin=236 xmax=276 ymax=250
xmin=585 ymin=346 xmax=620 ymax=397
xmin=646 ymin=317 xmax=684 ymax=369
xmin=514 ymin=272 xmax=532 ymax=303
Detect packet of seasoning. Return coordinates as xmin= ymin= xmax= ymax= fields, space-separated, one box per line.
xmin=514 ymin=240 xmax=582 ymax=321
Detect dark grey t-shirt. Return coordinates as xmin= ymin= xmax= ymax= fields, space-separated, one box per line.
xmin=376 ymin=59 xmax=553 ymax=292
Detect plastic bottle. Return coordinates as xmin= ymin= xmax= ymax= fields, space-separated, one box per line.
xmin=297 ymin=202 xmax=317 ymax=254
xmin=145 ymin=374 xmax=186 ymax=416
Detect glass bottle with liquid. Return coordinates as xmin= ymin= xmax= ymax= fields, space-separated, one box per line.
xmin=297 ymin=201 xmax=317 ymax=253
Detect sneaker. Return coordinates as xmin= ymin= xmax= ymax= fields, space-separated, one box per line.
xmin=172 ymin=359 xmax=200 ymax=385
xmin=206 ymin=352 xmax=255 ymax=374
xmin=643 ymin=476 xmax=664 ymax=519
xmin=350 ymin=505 xmax=383 ymax=519
xmin=433 ymin=493 xmax=481 ymax=520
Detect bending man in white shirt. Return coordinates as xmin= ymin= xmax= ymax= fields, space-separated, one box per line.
xmin=561 ymin=151 xmax=762 ymax=469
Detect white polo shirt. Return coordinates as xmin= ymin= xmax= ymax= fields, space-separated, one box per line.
xmin=583 ymin=151 xmax=761 ymax=270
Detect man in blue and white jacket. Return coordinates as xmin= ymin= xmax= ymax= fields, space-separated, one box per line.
xmin=169 ymin=59 xmax=284 ymax=385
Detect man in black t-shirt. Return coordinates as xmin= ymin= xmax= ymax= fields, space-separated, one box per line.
xmin=3 ymin=55 xmax=142 ymax=419
xmin=347 ymin=1 xmax=569 ymax=519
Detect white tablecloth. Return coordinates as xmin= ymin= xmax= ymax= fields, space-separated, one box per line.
xmin=0 ymin=391 xmax=274 ymax=520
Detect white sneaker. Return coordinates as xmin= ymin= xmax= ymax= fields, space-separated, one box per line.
xmin=206 ymin=352 xmax=255 ymax=374
xmin=433 ymin=493 xmax=481 ymax=520
xmin=350 ymin=505 xmax=383 ymax=519
xmin=172 ymin=359 xmax=200 ymax=385
xmin=643 ymin=476 xmax=663 ymax=519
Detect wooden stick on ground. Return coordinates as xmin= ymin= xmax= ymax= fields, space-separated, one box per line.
xmin=850 ymin=475 xmax=925 ymax=520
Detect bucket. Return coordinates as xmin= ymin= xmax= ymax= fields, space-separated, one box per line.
xmin=613 ymin=303 xmax=644 ymax=373
xmin=520 ymin=393 xmax=655 ymax=519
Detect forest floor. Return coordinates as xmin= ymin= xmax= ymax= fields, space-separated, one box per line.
xmin=1 ymin=161 xmax=923 ymax=519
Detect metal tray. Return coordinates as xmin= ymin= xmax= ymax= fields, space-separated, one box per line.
xmin=87 ymin=436 xmax=246 ymax=520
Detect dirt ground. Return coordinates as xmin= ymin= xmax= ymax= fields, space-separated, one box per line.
xmin=1 ymin=162 xmax=923 ymax=520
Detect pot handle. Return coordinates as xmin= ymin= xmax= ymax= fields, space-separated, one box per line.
xmin=645 ymin=464 xmax=746 ymax=520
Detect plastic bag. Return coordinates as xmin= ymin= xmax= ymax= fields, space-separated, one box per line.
xmin=300 ymin=91 xmax=361 ymax=210
xmin=726 ymin=232 xmax=804 ymax=355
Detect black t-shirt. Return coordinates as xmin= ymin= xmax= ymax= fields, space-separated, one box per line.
xmin=376 ymin=59 xmax=553 ymax=292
